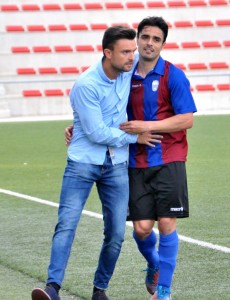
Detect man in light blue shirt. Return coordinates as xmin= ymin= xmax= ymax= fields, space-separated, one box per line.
xmin=32 ymin=26 xmax=159 ymax=300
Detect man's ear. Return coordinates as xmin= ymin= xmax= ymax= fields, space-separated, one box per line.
xmin=104 ymin=48 xmax=112 ymax=59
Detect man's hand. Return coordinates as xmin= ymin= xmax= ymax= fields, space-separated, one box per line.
xmin=137 ymin=132 xmax=163 ymax=147
xmin=65 ymin=125 xmax=73 ymax=146
xmin=120 ymin=120 xmax=151 ymax=134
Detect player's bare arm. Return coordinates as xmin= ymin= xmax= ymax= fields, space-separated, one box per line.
xmin=120 ymin=113 xmax=194 ymax=134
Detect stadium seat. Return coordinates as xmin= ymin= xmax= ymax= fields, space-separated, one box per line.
xmin=81 ymin=66 xmax=90 ymax=72
xmin=126 ymin=2 xmax=145 ymax=8
xmin=90 ymin=23 xmax=108 ymax=30
xmin=96 ymin=45 xmax=103 ymax=51
xmin=27 ymin=25 xmax=46 ymax=31
xmin=69 ymin=24 xmax=88 ymax=31
xmin=23 ymin=90 xmax=42 ymax=97
xmin=104 ymin=2 xmax=124 ymax=9
xmin=44 ymin=89 xmax=64 ymax=96
xmin=188 ymin=0 xmax=207 ymax=6
xmin=48 ymin=25 xmax=67 ymax=31
xmin=208 ymin=0 xmax=228 ymax=5
xmin=195 ymin=20 xmax=214 ymax=27
xmin=66 ymin=89 xmax=71 ymax=95
xmin=181 ymin=42 xmax=200 ymax=48
xmin=6 ymin=26 xmax=25 ymax=32
xmin=76 ymin=45 xmax=95 ymax=51
xmin=216 ymin=19 xmax=230 ymax=26
xmin=147 ymin=1 xmax=166 ymax=8
xmin=32 ymin=46 xmax=52 ymax=53
xmin=167 ymin=1 xmax=186 ymax=7
xmin=111 ymin=22 xmax=130 ymax=27
xmin=42 ymin=4 xmax=61 ymax=10
xmin=38 ymin=68 xmax=58 ymax=74
xmin=188 ymin=63 xmax=208 ymax=70
xmin=21 ymin=4 xmax=40 ymax=11
xmin=195 ymin=84 xmax=215 ymax=91
xmin=174 ymin=63 xmax=187 ymax=70
xmin=216 ymin=84 xmax=230 ymax=90
xmin=54 ymin=45 xmax=73 ymax=52
xmin=174 ymin=21 xmax=193 ymax=27
xmin=11 ymin=47 xmax=30 ymax=53
xmin=209 ymin=62 xmax=229 ymax=69
xmin=202 ymin=41 xmax=221 ymax=47
xmin=84 ymin=3 xmax=103 ymax=9
xmin=163 ymin=42 xmax=180 ymax=49
xmin=223 ymin=40 xmax=230 ymax=47
xmin=17 ymin=68 xmax=36 ymax=75
xmin=60 ymin=67 xmax=79 ymax=74
xmin=63 ymin=3 xmax=82 ymax=10
xmin=1 ymin=4 xmax=19 ymax=11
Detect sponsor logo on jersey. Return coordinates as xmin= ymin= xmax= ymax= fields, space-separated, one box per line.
xmin=152 ymin=80 xmax=159 ymax=92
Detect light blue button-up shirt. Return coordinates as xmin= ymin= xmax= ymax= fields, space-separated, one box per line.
xmin=68 ymin=57 xmax=138 ymax=165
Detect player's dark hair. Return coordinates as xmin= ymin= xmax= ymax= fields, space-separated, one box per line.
xmin=137 ymin=17 xmax=168 ymax=43
xmin=102 ymin=26 xmax=136 ymax=52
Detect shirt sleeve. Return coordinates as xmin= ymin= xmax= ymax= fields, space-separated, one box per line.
xmin=70 ymin=83 xmax=138 ymax=147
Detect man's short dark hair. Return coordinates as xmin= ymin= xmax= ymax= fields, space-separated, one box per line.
xmin=102 ymin=26 xmax=136 ymax=51
xmin=137 ymin=17 xmax=168 ymax=43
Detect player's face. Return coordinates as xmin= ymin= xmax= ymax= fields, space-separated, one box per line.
xmin=137 ymin=26 xmax=165 ymax=62
xmin=106 ymin=39 xmax=137 ymax=73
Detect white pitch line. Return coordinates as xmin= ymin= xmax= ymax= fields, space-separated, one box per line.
xmin=1 ymin=188 xmax=230 ymax=254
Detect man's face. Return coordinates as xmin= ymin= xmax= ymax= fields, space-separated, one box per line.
xmin=105 ymin=39 xmax=137 ymax=73
xmin=137 ymin=26 xmax=165 ymax=62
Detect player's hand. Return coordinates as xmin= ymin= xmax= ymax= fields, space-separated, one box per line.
xmin=137 ymin=132 xmax=163 ymax=147
xmin=65 ymin=125 xmax=73 ymax=146
xmin=120 ymin=120 xmax=151 ymax=134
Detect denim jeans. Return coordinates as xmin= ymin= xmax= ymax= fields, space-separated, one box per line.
xmin=47 ymin=153 xmax=129 ymax=289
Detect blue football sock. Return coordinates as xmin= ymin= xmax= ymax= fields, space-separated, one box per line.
xmin=133 ymin=230 xmax=159 ymax=268
xmin=158 ymin=230 xmax=179 ymax=288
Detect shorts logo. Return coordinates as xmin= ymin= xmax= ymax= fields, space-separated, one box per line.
xmin=170 ymin=207 xmax=184 ymax=212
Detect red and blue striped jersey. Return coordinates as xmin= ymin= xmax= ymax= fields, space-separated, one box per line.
xmin=127 ymin=57 xmax=197 ymax=168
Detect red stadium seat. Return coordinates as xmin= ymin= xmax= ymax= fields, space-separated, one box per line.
xmin=105 ymin=2 xmax=124 ymax=9
xmin=17 ymin=68 xmax=36 ymax=75
xmin=66 ymin=89 xmax=71 ymax=95
xmin=32 ymin=46 xmax=52 ymax=53
xmin=223 ymin=40 xmax=230 ymax=47
xmin=63 ymin=3 xmax=82 ymax=10
xmin=6 ymin=25 xmax=25 ymax=32
xmin=48 ymin=24 xmax=67 ymax=31
xmin=1 ymin=4 xmax=19 ymax=11
xmin=167 ymin=1 xmax=186 ymax=7
xmin=209 ymin=62 xmax=229 ymax=69
xmin=196 ymin=84 xmax=215 ymax=91
xmin=76 ymin=45 xmax=95 ymax=51
xmin=163 ymin=42 xmax=180 ymax=49
xmin=202 ymin=41 xmax=221 ymax=47
xmin=174 ymin=63 xmax=187 ymax=70
xmin=21 ymin=4 xmax=40 ymax=11
xmin=23 ymin=90 xmax=42 ymax=97
xmin=147 ymin=1 xmax=166 ymax=8
xmin=42 ymin=4 xmax=61 ymax=10
xmin=84 ymin=3 xmax=103 ymax=9
xmin=11 ymin=47 xmax=30 ymax=53
xmin=188 ymin=63 xmax=208 ymax=70
xmin=208 ymin=0 xmax=228 ymax=5
xmin=195 ymin=20 xmax=214 ymax=27
xmin=126 ymin=2 xmax=145 ymax=8
xmin=216 ymin=19 xmax=230 ymax=26
xmin=27 ymin=25 xmax=46 ymax=32
xmin=81 ymin=66 xmax=90 ymax=72
xmin=181 ymin=42 xmax=200 ymax=48
xmin=188 ymin=0 xmax=207 ymax=5
xmin=54 ymin=45 xmax=73 ymax=52
xmin=60 ymin=67 xmax=80 ymax=74
xmin=90 ymin=23 xmax=108 ymax=30
xmin=96 ymin=45 xmax=103 ymax=51
xmin=111 ymin=22 xmax=130 ymax=27
xmin=38 ymin=68 xmax=58 ymax=74
xmin=216 ymin=84 xmax=230 ymax=90
xmin=69 ymin=24 xmax=88 ymax=31
xmin=174 ymin=21 xmax=193 ymax=27
xmin=44 ymin=89 xmax=64 ymax=96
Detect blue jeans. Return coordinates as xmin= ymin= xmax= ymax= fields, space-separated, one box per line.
xmin=47 ymin=153 xmax=129 ymax=289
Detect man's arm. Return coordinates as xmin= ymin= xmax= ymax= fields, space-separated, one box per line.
xmin=119 ymin=113 xmax=194 ymax=134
